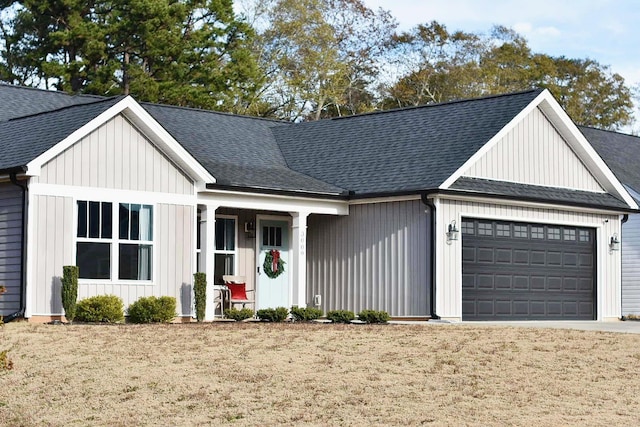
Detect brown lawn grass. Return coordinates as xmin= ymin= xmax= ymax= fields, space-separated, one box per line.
xmin=1 ymin=321 xmax=640 ymax=426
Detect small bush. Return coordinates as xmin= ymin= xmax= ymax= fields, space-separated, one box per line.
xmin=61 ymin=266 xmax=79 ymax=323
xmin=76 ymin=295 xmax=124 ymax=323
xmin=256 ymin=307 xmax=289 ymax=322
xmin=0 ymin=350 xmax=13 ymax=371
xmin=128 ymin=296 xmax=176 ymax=323
xmin=224 ymin=307 xmax=254 ymax=321
xmin=357 ymin=309 xmax=390 ymax=324
xmin=326 ymin=309 xmax=355 ymax=324
xmin=193 ymin=272 xmax=207 ymax=322
xmin=290 ymin=306 xmax=323 ymax=322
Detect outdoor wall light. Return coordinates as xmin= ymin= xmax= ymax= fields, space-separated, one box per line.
xmin=610 ymin=233 xmax=620 ymax=251
xmin=446 ymin=220 xmax=459 ymax=242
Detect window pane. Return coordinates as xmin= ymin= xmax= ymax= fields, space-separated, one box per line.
xmin=77 ymin=242 xmax=110 ymax=279
xmin=275 ymin=227 xmax=282 ymax=246
xmin=139 ymin=205 xmax=152 ymax=240
xmin=77 ymin=201 xmax=87 ymax=238
xmin=130 ymin=204 xmax=141 ymax=240
xmin=119 ymin=244 xmax=152 ymax=280
xmin=89 ymin=201 xmax=101 ymax=238
xmin=214 ymin=254 xmax=234 ymax=284
xmin=102 ymin=202 xmax=112 ymax=239
xmin=119 ymin=203 xmax=129 ymax=239
xmin=216 ymin=218 xmax=235 ymax=250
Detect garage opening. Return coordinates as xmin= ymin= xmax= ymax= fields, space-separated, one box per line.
xmin=462 ymin=218 xmax=596 ymax=320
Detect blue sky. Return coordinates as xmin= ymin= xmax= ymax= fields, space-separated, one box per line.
xmin=365 ymin=0 xmax=640 ymax=89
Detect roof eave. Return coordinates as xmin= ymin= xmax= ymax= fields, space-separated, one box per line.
xmin=424 ymin=188 xmax=638 ymax=214
xmin=204 ymin=182 xmax=350 ymax=200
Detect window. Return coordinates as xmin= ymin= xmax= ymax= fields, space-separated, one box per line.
xmin=563 ymin=229 xmax=576 ymax=241
xmin=214 ymin=217 xmax=236 ymax=284
xmin=496 ymin=223 xmax=510 ymax=237
xmin=76 ymin=200 xmax=153 ymax=281
xmin=118 ymin=204 xmax=153 ymax=280
xmin=478 ymin=222 xmax=493 ymax=236
xmin=548 ymin=228 xmax=561 ymax=240
xmin=579 ymin=230 xmax=591 ymax=242
xmin=461 ymin=221 xmax=475 ymax=235
xmin=514 ymin=225 xmax=528 ymax=238
xmin=263 ymin=225 xmax=283 ymax=247
xmin=531 ymin=226 xmax=544 ymax=239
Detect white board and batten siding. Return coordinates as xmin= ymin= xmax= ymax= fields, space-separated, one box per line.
xmin=0 ymin=182 xmax=23 ymax=316
xmin=622 ymin=187 xmax=640 ymax=315
xmin=33 ymin=114 xmax=194 ymax=195
xmin=306 ymin=200 xmax=430 ymax=317
xmin=28 ymin=113 xmax=196 ymax=317
xmin=435 ymin=197 xmax=622 ymax=321
xmin=464 ymin=107 xmax=604 ymax=192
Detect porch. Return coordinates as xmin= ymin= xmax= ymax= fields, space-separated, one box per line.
xmin=197 ymin=190 xmax=348 ymax=320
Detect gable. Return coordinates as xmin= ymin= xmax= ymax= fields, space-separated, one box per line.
xmin=34 ymin=114 xmax=194 ymax=195
xmin=463 ymin=107 xmax=604 ymax=192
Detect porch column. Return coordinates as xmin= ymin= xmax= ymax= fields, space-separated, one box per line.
xmin=201 ymin=204 xmax=219 ymax=321
xmin=290 ymin=211 xmax=309 ymax=307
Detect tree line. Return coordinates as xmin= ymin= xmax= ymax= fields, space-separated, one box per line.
xmin=0 ymin=0 xmax=634 ymax=130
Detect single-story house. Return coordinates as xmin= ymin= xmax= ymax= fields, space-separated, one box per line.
xmin=580 ymin=127 xmax=640 ymax=316
xmin=0 ymin=84 xmax=636 ymax=322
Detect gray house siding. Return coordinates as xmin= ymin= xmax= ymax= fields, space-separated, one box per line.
xmin=622 ymin=187 xmax=640 ymax=315
xmin=0 ymin=181 xmax=23 ymax=316
xmin=306 ymin=199 xmax=430 ymax=317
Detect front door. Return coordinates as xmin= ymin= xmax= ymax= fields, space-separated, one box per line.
xmin=256 ymin=218 xmax=290 ymax=310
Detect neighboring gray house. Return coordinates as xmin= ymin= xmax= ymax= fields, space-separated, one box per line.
xmin=580 ymin=127 xmax=640 ymax=316
xmin=0 ymin=84 xmax=636 ymax=322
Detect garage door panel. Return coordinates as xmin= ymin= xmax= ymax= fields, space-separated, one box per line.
xmin=495 ymin=275 xmax=512 ymax=289
xmin=462 ymin=219 xmax=595 ymax=321
xmin=477 ymin=248 xmax=494 ymax=263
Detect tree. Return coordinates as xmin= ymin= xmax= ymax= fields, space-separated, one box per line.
xmin=380 ymin=23 xmax=634 ymax=130
xmin=248 ymin=0 xmax=396 ymax=120
xmin=0 ymin=0 xmax=264 ymax=112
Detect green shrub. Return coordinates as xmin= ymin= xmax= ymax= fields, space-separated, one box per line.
xmin=61 ymin=266 xmax=79 ymax=323
xmin=193 ymin=272 xmax=207 ymax=322
xmin=224 ymin=307 xmax=254 ymax=321
xmin=290 ymin=306 xmax=323 ymax=322
xmin=76 ymin=295 xmax=124 ymax=323
xmin=128 ymin=296 xmax=176 ymax=323
xmin=256 ymin=307 xmax=289 ymax=322
xmin=326 ymin=309 xmax=355 ymax=324
xmin=357 ymin=309 xmax=390 ymax=324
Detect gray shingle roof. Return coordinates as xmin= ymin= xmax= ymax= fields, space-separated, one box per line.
xmin=143 ymin=103 xmax=346 ymax=194
xmin=0 ymin=97 xmax=122 ymax=171
xmin=580 ymin=126 xmax=640 ymax=196
xmin=275 ymin=89 xmax=544 ymax=195
xmin=451 ymin=176 xmax=630 ymax=210
xmin=0 ymin=84 xmax=632 ymax=211
xmin=0 ymin=83 xmax=103 ymax=122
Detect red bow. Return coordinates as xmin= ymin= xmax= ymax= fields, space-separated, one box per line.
xmin=271 ymin=249 xmax=280 ymax=273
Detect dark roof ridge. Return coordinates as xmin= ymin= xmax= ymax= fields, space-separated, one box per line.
xmin=141 ymin=101 xmax=292 ymax=125
xmin=6 ymin=95 xmax=123 ymax=122
xmin=327 ymin=88 xmax=544 ymax=121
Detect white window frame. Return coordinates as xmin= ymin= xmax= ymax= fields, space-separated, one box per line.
xmin=214 ymin=214 xmax=238 ymax=284
xmin=75 ymin=199 xmax=155 ymax=284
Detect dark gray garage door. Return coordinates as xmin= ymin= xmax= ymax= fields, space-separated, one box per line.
xmin=462 ymin=219 xmax=595 ymax=320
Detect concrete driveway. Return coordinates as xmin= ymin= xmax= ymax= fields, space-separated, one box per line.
xmin=458 ymin=320 xmax=640 ymax=334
